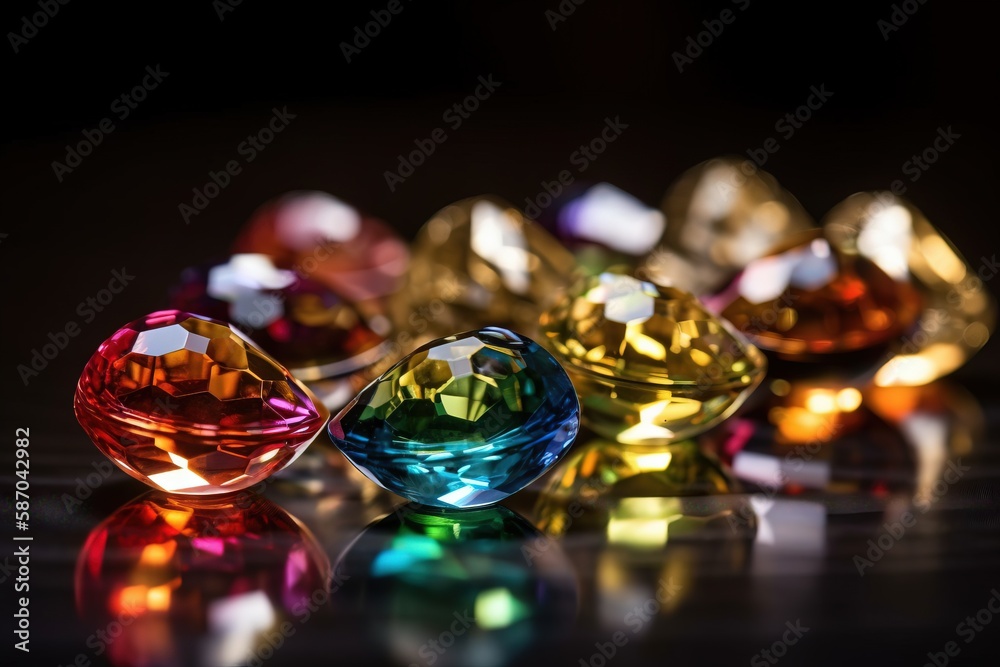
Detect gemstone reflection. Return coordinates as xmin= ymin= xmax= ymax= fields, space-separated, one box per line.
xmin=335 ymin=505 xmax=577 ymax=667
xmin=540 ymin=272 xmax=766 ymax=443
xmin=74 ymin=310 xmax=330 ymax=494
xmin=75 ymin=492 xmax=330 ymax=667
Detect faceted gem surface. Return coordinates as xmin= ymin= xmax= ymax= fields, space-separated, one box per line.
xmin=540 ymin=272 xmax=766 ymax=444
xmin=328 ymin=327 xmax=580 ymax=508
xmin=392 ymin=195 xmax=578 ymax=340
xmin=170 ymin=254 xmax=385 ymax=380
xmin=74 ymin=310 xmax=330 ymax=494
xmin=643 ymin=157 xmax=815 ymax=295
xmin=823 ymin=192 xmax=996 ymax=386
xmin=233 ymin=191 xmax=409 ymax=325
xmin=76 ymin=493 xmax=329 ymax=667
xmin=717 ymin=229 xmax=924 ymax=364
xmin=335 ymin=505 xmax=577 ymax=667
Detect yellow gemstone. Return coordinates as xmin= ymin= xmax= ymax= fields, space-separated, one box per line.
xmin=392 ymin=195 xmax=577 ymax=340
xmin=540 ymin=272 xmax=767 ymax=443
xmin=642 ymin=157 xmax=814 ymax=295
xmin=823 ymin=192 xmax=996 ymax=386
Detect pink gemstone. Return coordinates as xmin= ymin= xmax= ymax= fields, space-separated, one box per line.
xmin=74 ymin=310 xmax=330 ymax=494
xmin=233 ymin=191 xmax=410 ymax=304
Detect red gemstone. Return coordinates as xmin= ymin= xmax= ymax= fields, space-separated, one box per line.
xmin=75 ymin=492 xmax=330 ymax=667
xmin=233 ymin=191 xmax=409 ymax=306
xmin=74 ymin=310 xmax=330 ymax=494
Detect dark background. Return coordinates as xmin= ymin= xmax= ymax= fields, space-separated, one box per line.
xmin=2 ymin=1 xmax=1000 ymax=666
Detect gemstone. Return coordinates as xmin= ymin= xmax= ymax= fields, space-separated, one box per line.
xmin=170 ymin=254 xmax=386 ymax=383
xmin=334 ymin=505 xmax=577 ymax=666
xmin=823 ymin=192 xmax=996 ymax=386
xmin=392 ymin=195 xmax=578 ymax=340
xmin=233 ymin=191 xmax=409 ymax=327
xmin=539 ymin=272 xmax=767 ymax=444
xmin=643 ymin=156 xmax=815 ymax=295
xmin=76 ymin=492 xmax=329 ymax=667
xmin=74 ymin=310 xmax=330 ymax=494
xmin=327 ymin=327 xmax=580 ymax=508
xmin=717 ymin=229 xmax=924 ymax=367
xmin=539 ymin=182 xmax=665 ymax=275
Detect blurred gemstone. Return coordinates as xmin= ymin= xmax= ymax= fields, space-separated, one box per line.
xmin=170 ymin=254 xmax=386 ymax=383
xmin=233 ymin=191 xmax=409 ymax=326
xmin=335 ymin=505 xmax=576 ymax=667
xmin=823 ymin=192 xmax=996 ymax=386
xmin=75 ymin=492 xmax=329 ymax=667
xmin=74 ymin=310 xmax=330 ymax=494
xmin=540 ymin=183 xmax=665 ymax=275
xmin=643 ymin=157 xmax=814 ymax=295
xmin=717 ymin=229 xmax=923 ymax=367
xmin=393 ymin=195 xmax=577 ymax=340
xmin=540 ymin=272 xmax=766 ymax=444
xmin=328 ymin=327 xmax=580 ymax=508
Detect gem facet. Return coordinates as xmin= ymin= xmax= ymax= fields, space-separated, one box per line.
xmin=327 ymin=327 xmax=580 ymax=508
xmin=717 ymin=229 xmax=924 ymax=365
xmin=540 ymin=272 xmax=766 ymax=444
xmin=392 ymin=195 xmax=578 ymax=340
xmin=170 ymin=254 xmax=386 ymax=381
xmin=76 ymin=492 xmax=329 ymax=667
xmin=823 ymin=192 xmax=996 ymax=386
xmin=74 ymin=310 xmax=330 ymax=494
xmin=644 ymin=157 xmax=815 ymax=295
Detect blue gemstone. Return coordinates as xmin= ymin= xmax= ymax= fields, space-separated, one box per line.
xmin=328 ymin=327 xmax=580 ymax=508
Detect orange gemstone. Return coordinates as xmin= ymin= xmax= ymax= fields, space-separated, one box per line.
xmin=74 ymin=311 xmax=330 ymax=494
xmin=717 ymin=230 xmax=923 ymax=363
